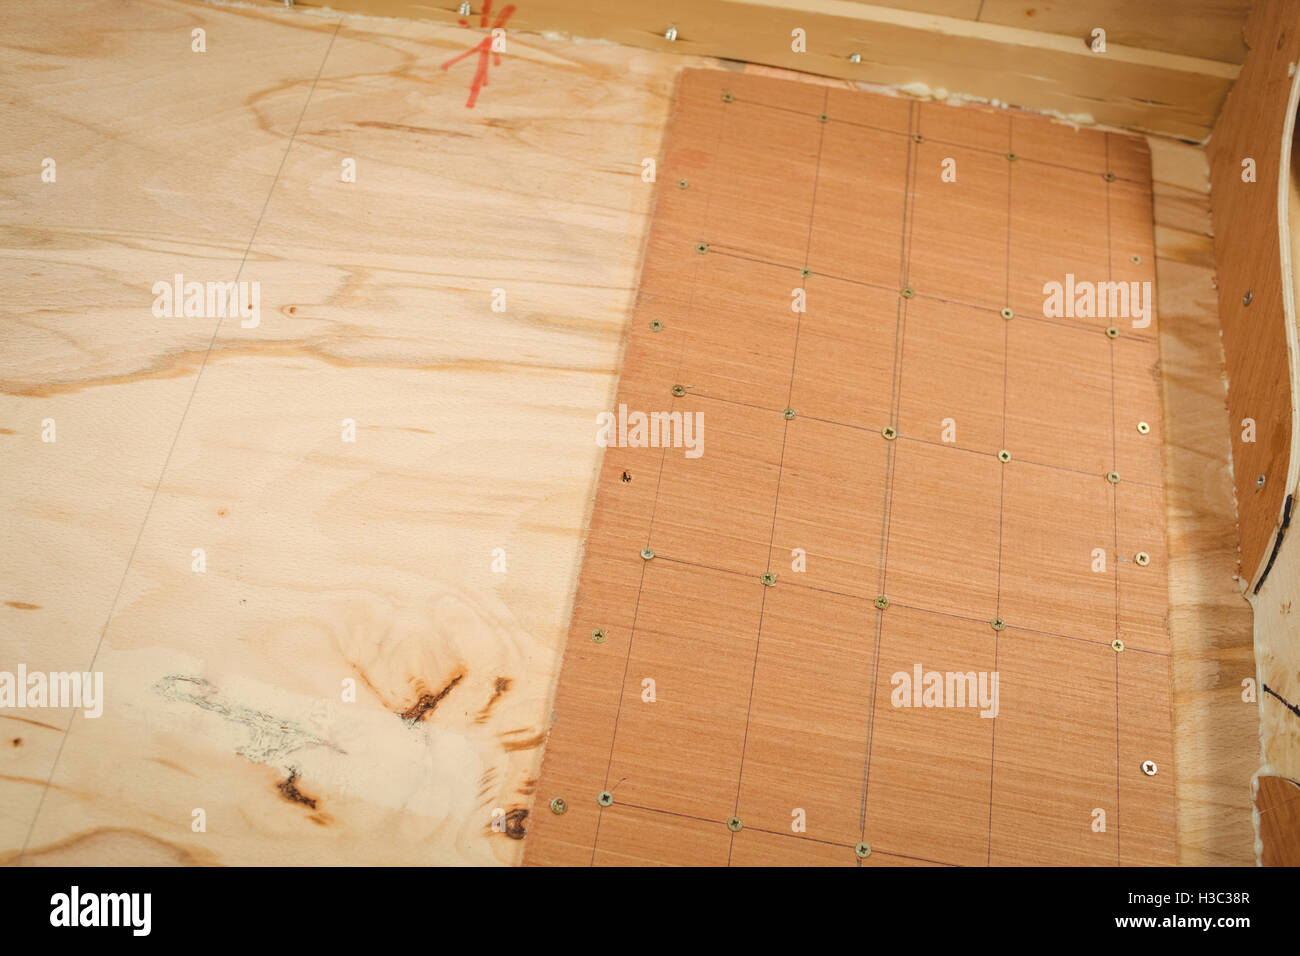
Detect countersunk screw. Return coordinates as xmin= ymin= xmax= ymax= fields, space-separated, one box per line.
xmin=998 ymin=449 xmax=1011 ymax=463
xmin=901 ymin=286 xmax=915 ymax=299
xmin=1006 ymin=152 xmax=1017 ymax=161
xmin=677 ymin=179 xmax=689 ymax=189
xmin=1106 ymin=326 xmax=1119 ymax=339
xmin=818 ymin=114 xmax=829 ymax=123
xmin=991 ymin=617 xmax=1006 ymax=631
xmin=1141 ymin=760 xmax=1158 ymax=776
xmin=1106 ymin=471 xmax=1121 ymax=484
xmin=1000 ymin=307 xmax=1013 ymax=320
xmin=913 ymin=133 xmax=924 ymax=143
xmin=665 ymin=26 xmax=678 ymax=42
xmin=550 ymin=797 xmax=567 ymax=814
xmin=650 ymin=319 xmax=663 ymax=331
xmin=1111 ymin=638 xmax=1125 ymax=653
xmin=695 ymin=242 xmax=709 ymax=254
xmin=800 ymin=267 xmax=812 ymax=278
xmin=1137 ymin=421 xmax=1150 ymax=434
xmin=671 ymin=384 xmax=686 ymax=397
xmin=1130 ymin=254 xmax=1141 ymax=264
xmin=1257 ymin=474 xmax=1266 ymax=488
xmin=849 ymin=53 xmax=861 ymax=63
xmin=727 ymin=816 xmax=743 ymax=832
xmin=855 ymin=842 xmax=871 ymax=859
xmin=1135 ymin=551 xmax=1150 ymax=566
xmin=783 ymin=408 xmax=796 ymax=420
xmin=721 ymin=91 xmax=733 ymax=103
xmin=597 ymin=790 xmax=614 ymax=806
xmin=591 ymin=628 xmax=607 ymax=644
xmin=881 ymin=425 xmax=898 ymax=440
xmin=640 ymin=547 xmax=655 ymax=560
xmin=1103 ymin=171 xmax=1116 ymax=182
xmin=760 ymin=571 xmax=776 ymax=586
xmin=1243 ymin=290 xmax=1253 ymax=306
xmin=874 ymin=594 xmax=889 ymax=610
xmin=458 ymin=1 xmax=471 ymax=14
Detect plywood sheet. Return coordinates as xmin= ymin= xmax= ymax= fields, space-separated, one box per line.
xmin=1207 ymin=0 xmax=1300 ymax=586
xmin=524 ymin=69 xmax=1175 ymax=866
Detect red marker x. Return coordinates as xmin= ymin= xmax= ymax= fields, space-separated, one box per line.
xmin=441 ymin=1 xmax=516 ymax=108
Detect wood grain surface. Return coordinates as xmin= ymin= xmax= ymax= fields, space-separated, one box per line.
xmin=308 ymin=0 xmax=1238 ymax=140
xmin=0 ymin=0 xmax=1256 ymax=865
xmin=524 ymin=69 xmax=1176 ymax=866
xmin=1207 ymin=0 xmax=1300 ymax=588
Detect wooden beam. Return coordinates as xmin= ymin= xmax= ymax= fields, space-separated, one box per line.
xmin=1207 ymin=0 xmax=1300 ymax=590
xmin=309 ymin=0 xmax=1238 ymax=139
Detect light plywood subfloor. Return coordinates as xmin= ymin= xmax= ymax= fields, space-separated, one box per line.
xmin=0 ymin=0 xmax=1255 ymax=865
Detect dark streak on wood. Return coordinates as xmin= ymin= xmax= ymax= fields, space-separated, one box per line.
xmin=476 ymin=675 xmax=512 ymax=723
xmin=276 ymin=770 xmax=319 ymax=811
xmin=398 ymin=672 xmax=464 ymax=722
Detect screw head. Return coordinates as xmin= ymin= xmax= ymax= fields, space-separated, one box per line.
xmin=1006 ymin=152 xmax=1017 ymax=161
xmin=458 ymin=1 xmax=471 ymax=14
xmin=913 ymin=133 xmax=923 ymax=143
xmin=991 ymin=617 xmax=1006 ymax=631
xmin=882 ymin=425 xmax=898 ymax=441
xmin=1000 ymin=307 xmax=1013 ymax=320
xmin=1106 ymin=471 xmax=1121 ymax=484
xmin=800 ymin=267 xmax=812 ymax=278
xmin=760 ymin=571 xmax=776 ymax=586
xmin=1137 ymin=421 xmax=1150 ymax=434
xmin=550 ymin=797 xmax=567 ymax=814
xmin=782 ymin=408 xmax=796 ymax=420
xmin=650 ymin=319 xmax=663 ymax=331
xmin=1111 ymin=638 xmax=1125 ymax=653
xmin=677 ymin=179 xmax=688 ymax=189
xmin=695 ymin=242 xmax=708 ymax=254
xmin=721 ymin=91 xmax=733 ymax=103
xmin=1243 ymin=290 xmax=1253 ymax=306
xmin=597 ymin=790 xmax=614 ymax=806
xmin=818 ymin=114 xmax=829 ymax=123
xmin=591 ymin=628 xmax=607 ymax=644
xmin=874 ymin=594 xmax=889 ymax=610
xmin=727 ymin=816 xmax=743 ymax=832
xmin=1257 ymin=474 xmax=1267 ymax=488
xmin=849 ymin=53 xmax=861 ymax=63
xmin=665 ymin=26 xmax=678 ymax=42
xmin=640 ymin=547 xmax=655 ymax=560
xmin=855 ymin=841 xmax=871 ymax=859
xmin=901 ymin=287 xmax=915 ymax=299
xmin=1106 ymin=326 xmax=1119 ymax=339
xmin=998 ymin=449 xmax=1011 ymax=463
xmin=1141 ymin=760 xmax=1158 ymax=777
xmin=1135 ymin=551 xmax=1150 ymax=566
xmin=671 ymin=384 xmax=686 ymax=397
xmin=1130 ymin=254 xmax=1141 ymax=264
xmin=1103 ymin=171 xmax=1116 ymax=182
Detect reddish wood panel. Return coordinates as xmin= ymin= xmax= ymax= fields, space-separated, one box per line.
xmin=1254 ymin=776 xmax=1300 ymax=867
xmin=1206 ymin=0 xmax=1300 ymax=584
xmin=524 ymin=69 xmax=1174 ymax=866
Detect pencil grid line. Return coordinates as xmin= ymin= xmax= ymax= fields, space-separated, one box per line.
xmin=986 ymin=110 xmax=1013 ymax=865
xmin=16 ymin=15 xmax=347 ymax=860
xmin=698 ymin=244 xmax=1161 ymax=343
xmin=728 ymin=87 xmax=830 ymax=866
xmin=591 ymin=83 xmax=730 ymax=863
xmin=646 ymin=550 xmax=1169 ymax=656
xmin=855 ymin=100 xmax=919 ymax=863
xmin=1106 ymin=132 xmax=1123 ymax=866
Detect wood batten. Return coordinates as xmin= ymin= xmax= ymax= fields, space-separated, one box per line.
xmin=303 ymin=0 xmax=1238 ymax=139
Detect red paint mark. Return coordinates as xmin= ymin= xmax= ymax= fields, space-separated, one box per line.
xmin=441 ymin=0 xmax=516 ymax=108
